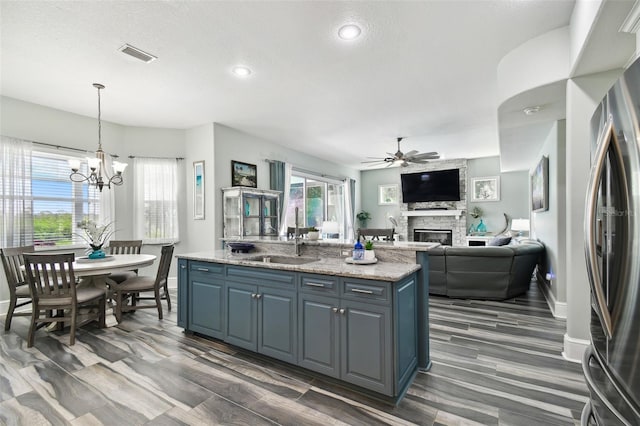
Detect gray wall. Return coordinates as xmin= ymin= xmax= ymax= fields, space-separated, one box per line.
xmin=361 ymin=156 xmax=529 ymax=238
xmin=211 ymin=123 xmax=361 ymax=244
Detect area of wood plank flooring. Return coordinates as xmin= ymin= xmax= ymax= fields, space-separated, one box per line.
xmin=0 ymin=283 xmax=588 ymax=425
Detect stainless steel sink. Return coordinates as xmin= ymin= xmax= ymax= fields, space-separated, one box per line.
xmin=243 ymin=255 xmax=319 ymax=265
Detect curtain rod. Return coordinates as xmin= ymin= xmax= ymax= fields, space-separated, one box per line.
xmin=30 ymin=140 xmax=119 ymax=158
xmin=264 ymin=158 xmax=346 ymax=181
xmin=128 ymin=155 xmax=185 ymax=160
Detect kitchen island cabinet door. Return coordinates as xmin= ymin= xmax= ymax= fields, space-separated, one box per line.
xmin=225 ymin=281 xmax=258 ymax=351
xmin=340 ymin=300 xmax=392 ymax=395
xmin=257 ymin=286 xmax=297 ymax=364
xmin=177 ymin=259 xmax=188 ymax=328
xmin=189 ymin=268 xmax=225 ymax=339
xmin=298 ymin=293 xmax=340 ymax=378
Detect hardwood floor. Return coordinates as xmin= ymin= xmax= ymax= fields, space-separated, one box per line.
xmin=0 ymin=282 xmax=588 ymax=425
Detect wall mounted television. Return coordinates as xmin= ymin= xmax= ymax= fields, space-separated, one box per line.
xmin=400 ymin=168 xmax=460 ymax=202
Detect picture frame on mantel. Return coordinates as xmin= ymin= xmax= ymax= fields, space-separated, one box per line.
xmin=231 ymin=160 xmax=257 ymax=188
xmin=470 ymin=176 xmax=500 ymax=202
xmin=378 ymin=184 xmax=399 ymax=205
xmin=193 ymin=161 xmax=205 ymax=220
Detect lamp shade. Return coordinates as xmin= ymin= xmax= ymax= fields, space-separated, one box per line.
xmin=511 ymin=218 xmax=530 ymax=232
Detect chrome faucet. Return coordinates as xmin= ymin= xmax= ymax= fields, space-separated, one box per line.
xmin=294 ymin=207 xmax=302 ymax=256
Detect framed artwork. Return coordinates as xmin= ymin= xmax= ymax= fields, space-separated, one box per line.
xmin=231 ymin=160 xmax=257 ymax=188
xmin=378 ymin=184 xmax=399 ymax=205
xmin=531 ymin=155 xmax=549 ymax=212
xmin=471 ymin=176 xmax=500 ymax=202
xmin=193 ymin=161 xmax=205 ymax=220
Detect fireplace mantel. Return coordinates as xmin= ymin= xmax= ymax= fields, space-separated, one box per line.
xmin=401 ymin=210 xmax=464 ymax=219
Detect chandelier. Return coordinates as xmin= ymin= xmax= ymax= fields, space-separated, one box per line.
xmin=69 ymin=83 xmax=127 ymax=191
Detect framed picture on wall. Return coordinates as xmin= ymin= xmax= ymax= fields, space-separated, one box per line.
xmin=193 ymin=161 xmax=205 ymax=220
xmin=531 ymin=155 xmax=549 ymax=212
xmin=470 ymin=176 xmax=500 ymax=202
xmin=378 ymin=184 xmax=399 ymax=205
xmin=231 ymin=160 xmax=257 ymax=188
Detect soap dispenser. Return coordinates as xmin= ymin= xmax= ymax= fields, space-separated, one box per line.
xmin=353 ymin=238 xmax=364 ymax=261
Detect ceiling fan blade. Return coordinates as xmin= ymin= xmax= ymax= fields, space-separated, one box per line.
xmin=361 ymin=159 xmax=386 ymax=163
xmin=404 ymin=150 xmax=418 ymax=157
xmin=410 ymin=152 xmax=439 ymax=159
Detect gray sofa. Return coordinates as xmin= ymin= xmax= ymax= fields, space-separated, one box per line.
xmin=428 ymin=240 xmax=545 ymax=300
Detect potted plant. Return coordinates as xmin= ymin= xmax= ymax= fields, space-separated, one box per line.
xmin=356 ymin=211 xmax=371 ymax=229
xmin=307 ymin=226 xmax=320 ymax=240
xmin=364 ymin=239 xmax=375 ymax=260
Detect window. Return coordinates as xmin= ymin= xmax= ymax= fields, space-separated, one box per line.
xmin=284 ymin=172 xmax=345 ymax=237
xmin=133 ymin=158 xmax=179 ymax=243
xmin=32 ymin=150 xmax=102 ymax=247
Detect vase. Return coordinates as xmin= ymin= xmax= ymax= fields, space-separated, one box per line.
xmin=307 ymin=231 xmax=320 ymax=240
xmin=468 ymin=224 xmax=476 ymax=234
xmin=476 ymin=219 xmax=487 ymax=233
xmin=88 ymin=244 xmax=106 ymax=259
xmin=364 ymin=250 xmax=375 ymax=260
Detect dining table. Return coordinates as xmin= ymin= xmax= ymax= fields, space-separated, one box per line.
xmin=73 ymin=253 xmax=158 ymax=327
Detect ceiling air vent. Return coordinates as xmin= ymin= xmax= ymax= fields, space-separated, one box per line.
xmin=118 ymin=44 xmax=157 ymax=63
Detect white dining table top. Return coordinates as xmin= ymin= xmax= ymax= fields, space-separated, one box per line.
xmin=72 ymin=254 xmax=157 ymax=277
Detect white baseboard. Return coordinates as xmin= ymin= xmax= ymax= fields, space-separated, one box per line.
xmin=563 ymin=333 xmax=590 ymax=363
xmin=537 ymin=281 xmax=567 ymax=318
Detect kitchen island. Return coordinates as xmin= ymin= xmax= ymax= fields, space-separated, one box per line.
xmin=176 ymin=248 xmax=432 ymax=402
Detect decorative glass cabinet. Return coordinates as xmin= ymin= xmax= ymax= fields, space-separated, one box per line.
xmin=222 ymin=187 xmax=280 ymax=238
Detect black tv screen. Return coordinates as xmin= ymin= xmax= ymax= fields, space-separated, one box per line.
xmin=401 ymin=168 xmax=460 ymax=202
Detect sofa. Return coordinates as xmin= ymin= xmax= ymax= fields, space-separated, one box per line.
xmin=428 ymin=240 xmax=545 ymax=300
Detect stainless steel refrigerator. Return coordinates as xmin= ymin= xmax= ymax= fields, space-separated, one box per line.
xmin=582 ymin=57 xmax=640 ymax=425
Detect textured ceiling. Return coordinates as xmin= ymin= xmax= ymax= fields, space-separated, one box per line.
xmin=0 ymin=1 xmax=575 ymax=169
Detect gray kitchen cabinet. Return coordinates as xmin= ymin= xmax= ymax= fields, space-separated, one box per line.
xmin=177 ymin=259 xmax=187 ymax=328
xmin=226 ymin=266 xmax=297 ymax=364
xmin=188 ymin=261 xmax=225 ymax=339
xmin=298 ymin=293 xmax=340 ymax=378
xmin=178 ymin=259 xmax=418 ymax=400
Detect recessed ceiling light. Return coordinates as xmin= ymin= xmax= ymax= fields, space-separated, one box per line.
xmin=338 ymin=24 xmax=361 ymax=40
xmin=523 ymin=106 xmax=542 ymax=115
xmin=232 ymin=66 xmax=252 ymax=77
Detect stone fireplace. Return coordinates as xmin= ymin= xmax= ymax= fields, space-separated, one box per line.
xmin=414 ymin=229 xmax=453 ymax=246
xmin=396 ymin=159 xmax=468 ymax=246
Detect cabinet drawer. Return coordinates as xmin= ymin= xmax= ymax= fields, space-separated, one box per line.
xmin=341 ymin=278 xmax=391 ymax=304
xmin=300 ymin=274 xmax=339 ymax=296
xmin=227 ymin=266 xmax=295 ymax=288
xmin=190 ymin=261 xmax=225 ymax=275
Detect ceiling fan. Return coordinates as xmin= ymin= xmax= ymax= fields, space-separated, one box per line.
xmin=362 ymin=137 xmax=440 ymax=167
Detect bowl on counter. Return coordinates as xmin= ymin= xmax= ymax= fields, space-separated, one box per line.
xmin=227 ymin=242 xmax=255 ymax=253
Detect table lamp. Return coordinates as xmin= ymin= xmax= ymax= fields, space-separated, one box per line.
xmin=511 ymin=218 xmax=530 ymax=237
xmin=321 ymin=221 xmax=340 ymax=239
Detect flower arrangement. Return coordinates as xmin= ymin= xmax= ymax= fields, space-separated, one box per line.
xmin=76 ymin=220 xmax=113 ymax=251
xmin=470 ymin=207 xmax=483 ymax=219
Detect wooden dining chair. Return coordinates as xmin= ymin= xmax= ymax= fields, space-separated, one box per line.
xmin=110 ymin=244 xmax=174 ymax=324
xmin=23 ymin=253 xmax=106 ymax=347
xmin=106 ymin=240 xmax=143 ymax=284
xmin=1 ymin=246 xmax=35 ymax=331
xmin=357 ymin=228 xmax=395 ymax=241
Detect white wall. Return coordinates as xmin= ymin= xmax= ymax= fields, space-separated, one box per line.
xmin=530 ymin=121 xmax=566 ymax=312
xmin=0 ymin=96 xmax=188 ymax=307
xmin=211 ymin=124 xmax=361 ymax=243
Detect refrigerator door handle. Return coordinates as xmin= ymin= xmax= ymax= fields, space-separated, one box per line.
xmin=582 ymin=346 xmax=633 ymax=426
xmin=584 ymin=116 xmax=616 ymax=339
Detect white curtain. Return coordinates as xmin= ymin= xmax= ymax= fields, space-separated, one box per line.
xmin=99 ymin=153 xmax=116 ymax=233
xmin=278 ymin=163 xmax=293 ymax=236
xmin=1 ymin=136 xmax=33 ymax=247
xmin=343 ymin=178 xmax=355 ymax=240
xmin=133 ymin=157 xmax=179 ymax=244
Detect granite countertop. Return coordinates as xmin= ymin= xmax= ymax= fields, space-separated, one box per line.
xmin=222 ymin=237 xmax=440 ymax=252
xmin=178 ymin=250 xmax=421 ymax=282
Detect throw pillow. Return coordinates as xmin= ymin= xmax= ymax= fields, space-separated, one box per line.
xmin=488 ymin=236 xmax=512 ymax=246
